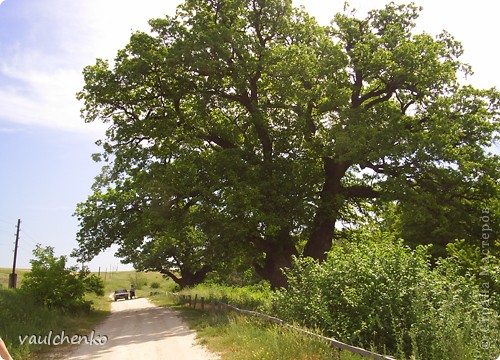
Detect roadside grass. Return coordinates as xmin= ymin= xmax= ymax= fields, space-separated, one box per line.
xmin=150 ymin=292 xmax=365 ymax=360
xmin=0 ymin=270 xmax=171 ymax=359
xmin=0 ymin=288 xmax=108 ymax=359
xmin=195 ymin=313 xmax=367 ymax=360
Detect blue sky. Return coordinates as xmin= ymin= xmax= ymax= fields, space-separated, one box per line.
xmin=0 ymin=0 xmax=499 ymax=271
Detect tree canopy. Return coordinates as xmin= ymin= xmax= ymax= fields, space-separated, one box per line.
xmin=74 ymin=0 xmax=499 ymax=287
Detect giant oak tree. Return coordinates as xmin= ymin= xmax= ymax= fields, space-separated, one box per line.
xmin=74 ymin=0 xmax=499 ymax=287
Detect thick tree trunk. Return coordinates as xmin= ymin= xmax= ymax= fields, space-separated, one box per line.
xmin=303 ymin=157 xmax=350 ymax=260
xmin=251 ymin=231 xmax=298 ymax=288
xmin=254 ymin=249 xmax=295 ymax=289
xmin=162 ymin=265 xmax=212 ymax=289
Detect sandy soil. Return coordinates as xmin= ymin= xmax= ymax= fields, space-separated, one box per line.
xmin=68 ymin=297 xmax=219 ymax=360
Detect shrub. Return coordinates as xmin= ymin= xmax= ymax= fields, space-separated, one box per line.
xmin=150 ymin=281 xmax=161 ymax=289
xmin=21 ymin=244 xmax=104 ymax=312
xmin=273 ymin=233 xmax=499 ymax=360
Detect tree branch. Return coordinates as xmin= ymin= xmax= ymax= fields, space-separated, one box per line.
xmin=362 ymin=161 xmax=400 ymax=177
xmin=161 ymin=269 xmax=180 ymax=283
xmin=343 ymin=185 xmax=380 ymax=199
xmin=363 ymin=85 xmax=396 ymax=109
xmin=351 ymin=70 xmax=363 ymax=108
xmin=204 ymin=133 xmax=238 ymax=149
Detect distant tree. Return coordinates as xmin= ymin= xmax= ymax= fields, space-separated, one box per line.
xmin=22 ymin=245 xmax=104 ymax=311
xmin=75 ymin=0 xmax=499 ymax=287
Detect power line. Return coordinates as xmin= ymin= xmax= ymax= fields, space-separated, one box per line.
xmin=20 ymin=229 xmax=40 ymax=247
xmin=0 ymin=228 xmax=13 ymax=236
xmin=18 ymin=244 xmax=34 ymax=255
xmin=0 ymin=219 xmax=17 ymax=235
xmin=0 ymin=218 xmax=13 ymax=225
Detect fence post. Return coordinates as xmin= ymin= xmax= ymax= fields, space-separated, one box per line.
xmin=188 ymin=295 xmax=192 ymax=307
xmin=193 ymin=294 xmax=198 ymax=309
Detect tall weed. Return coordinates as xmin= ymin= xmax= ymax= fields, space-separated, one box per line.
xmin=0 ymin=289 xmax=66 ymax=358
xmin=0 ymin=288 xmax=108 ymax=359
xmin=192 ymin=312 xmax=364 ymax=360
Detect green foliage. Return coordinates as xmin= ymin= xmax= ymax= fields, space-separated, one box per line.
xmin=380 ymin=186 xmax=500 ymax=259
xmin=84 ymin=274 xmax=105 ymax=296
xmin=178 ymin=282 xmax=273 ymax=312
xmin=274 ymin=233 xmax=499 ymax=360
xmin=75 ymin=0 xmax=500 ymax=288
xmin=21 ymin=245 xmax=104 ymax=312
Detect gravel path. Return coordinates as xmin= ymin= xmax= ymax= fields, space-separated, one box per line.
xmin=68 ymin=297 xmax=219 ymax=360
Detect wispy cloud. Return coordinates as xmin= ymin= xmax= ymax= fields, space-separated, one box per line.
xmin=0 ymin=1 xmax=91 ymax=132
xmin=0 ymin=127 xmax=23 ymax=133
xmin=0 ymin=0 xmax=178 ymax=133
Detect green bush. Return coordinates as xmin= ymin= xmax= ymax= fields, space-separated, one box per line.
xmin=150 ymin=281 xmax=161 ymax=289
xmin=273 ymin=233 xmax=499 ymax=360
xmin=21 ymin=245 xmax=104 ymax=312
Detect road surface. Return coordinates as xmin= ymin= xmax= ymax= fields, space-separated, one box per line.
xmin=68 ymin=297 xmax=219 ymax=360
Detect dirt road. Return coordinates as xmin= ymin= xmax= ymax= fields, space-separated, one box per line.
xmin=69 ymin=297 xmax=219 ymax=360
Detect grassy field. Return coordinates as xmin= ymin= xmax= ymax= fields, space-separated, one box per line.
xmin=0 ymin=268 xmax=30 ymax=288
xmin=86 ymin=269 xmax=174 ymax=310
xmin=0 ymin=267 xmax=172 ymax=293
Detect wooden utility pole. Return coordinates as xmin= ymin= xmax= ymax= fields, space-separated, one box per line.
xmin=9 ymin=219 xmax=21 ymax=288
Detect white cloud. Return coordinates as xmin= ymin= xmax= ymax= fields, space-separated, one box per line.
xmin=0 ymin=0 xmax=180 ymax=133
xmin=0 ymin=70 xmax=88 ymax=132
xmin=0 ymin=126 xmax=22 ymax=133
xmin=0 ymin=44 xmax=99 ymax=132
xmin=80 ymin=0 xmax=179 ymax=61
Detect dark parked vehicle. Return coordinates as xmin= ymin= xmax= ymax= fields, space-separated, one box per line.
xmin=114 ymin=289 xmax=129 ymax=301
